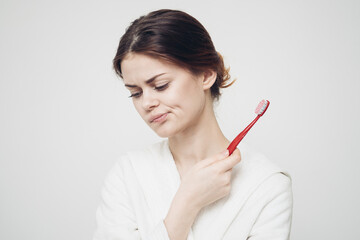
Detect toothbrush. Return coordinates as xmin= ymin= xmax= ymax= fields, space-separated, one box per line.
xmin=227 ymin=99 xmax=270 ymax=155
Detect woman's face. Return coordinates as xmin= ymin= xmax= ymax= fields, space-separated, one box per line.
xmin=121 ymin=53 xmax=210 ymax=138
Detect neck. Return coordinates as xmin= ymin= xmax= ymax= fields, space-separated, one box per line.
xmin=168 ymin=101 xmax=230 ymax=169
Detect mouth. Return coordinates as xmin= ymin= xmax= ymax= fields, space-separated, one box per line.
xmin=150 ymin=113 xmax=168 ymax=123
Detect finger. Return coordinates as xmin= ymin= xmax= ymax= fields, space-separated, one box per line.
xmin=225 ymin=168 xmax=232 ymax=174
xmin=231 ymin=148 xmax=241 ymax=159
xmin=215 ymin=149 xmax=241 ymax=172
xmin=200 ymin=149 xmax=229 ymax=167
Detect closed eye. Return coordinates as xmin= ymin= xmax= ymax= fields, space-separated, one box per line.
xmin=154 ymin=83 xmax=169 ymax=91
xmin=128 ymin=92 xmax=142 ymax=98
xmin=128 ymin=83 xmax=169 ymax=98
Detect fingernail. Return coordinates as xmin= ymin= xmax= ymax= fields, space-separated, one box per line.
xmin=223 ymin=150 xmax=229 ymax=157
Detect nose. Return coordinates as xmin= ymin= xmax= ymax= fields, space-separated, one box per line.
xmin=141 ymin=89 xmax=159 ymax=111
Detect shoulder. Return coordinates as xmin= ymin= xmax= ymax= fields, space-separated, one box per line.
xmin=238 ymin=144 xmax=291 ymax=178
xmin=232 ymin=144 xmax=292 ymax=197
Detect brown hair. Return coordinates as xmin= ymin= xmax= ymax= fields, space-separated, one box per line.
xmin=113 ymin=9 xmax=235 ymax=101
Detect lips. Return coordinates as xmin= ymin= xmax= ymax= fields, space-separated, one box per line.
xmin=150 ymin=113 xmax=168 ymax=123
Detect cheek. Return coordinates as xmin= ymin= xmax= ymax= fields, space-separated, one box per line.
xmin=166 ymin=81 xmax=204 ymax=113
xmin=164 ymin=85 xmax=190 ymax=110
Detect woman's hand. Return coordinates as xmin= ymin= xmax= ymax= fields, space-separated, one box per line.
xmin=164 ymin=149 xmax=241 ymax=240
xmin=176 ymin=148 xmax=241 ymax=211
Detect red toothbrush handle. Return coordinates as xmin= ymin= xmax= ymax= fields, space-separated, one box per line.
xmin=227 ymin=132 xmax=246 ymax=155
xmin=227 ymin=115 xmax=261 ymax=155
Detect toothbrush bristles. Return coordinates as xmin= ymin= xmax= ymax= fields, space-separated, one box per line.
xmin=255 ymin=99 xmax=270 ymax=116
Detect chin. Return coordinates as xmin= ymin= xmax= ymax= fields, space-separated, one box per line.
xmin=153 ymin=128 xmax=173 ymax=138
xmin=151 ymin=123 xmax=179 ymax=138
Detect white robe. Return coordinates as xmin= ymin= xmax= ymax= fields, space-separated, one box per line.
xmin=94 ymin=140 xmax=293 ymax=240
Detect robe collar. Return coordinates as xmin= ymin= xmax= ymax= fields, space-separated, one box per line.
xmin=128 ymin=140 xmax=282 ymax=240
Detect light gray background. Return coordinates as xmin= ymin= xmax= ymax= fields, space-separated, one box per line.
xmin=1 ymin=0 xmax=359 ymax=239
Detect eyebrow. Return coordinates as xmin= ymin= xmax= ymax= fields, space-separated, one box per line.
xmin=124 ymin=73 xmax=167 ymax=88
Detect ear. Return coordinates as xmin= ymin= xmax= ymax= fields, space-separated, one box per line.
xmin=201 ymin=69 xmax=217 ymax=90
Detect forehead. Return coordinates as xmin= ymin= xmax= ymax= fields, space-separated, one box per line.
xmin=121 ymin=53 xmax=173 ymax=82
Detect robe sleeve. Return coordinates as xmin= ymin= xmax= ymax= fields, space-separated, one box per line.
xmin=93 ymin=160 xmax=171 ymax=240
xmin=247 ymin=173 xmax=293 ymax=240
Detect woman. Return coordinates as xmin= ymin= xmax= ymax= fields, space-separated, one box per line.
xmin=94 ymin=9 xmax=293 ymax=240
